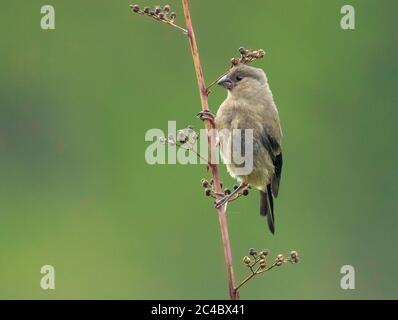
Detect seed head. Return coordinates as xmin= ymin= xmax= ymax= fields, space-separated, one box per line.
xmin=177 ymin=130 xmax=188 ymax=144
xmin=131 ymin=4 xmax=140 ymax=13
xmin=158 ymin=137 xmax=166 ymax=144
xmin=154 ymin=6 xmax=161 ymax=14
xmin=259 ymin=259 xmax=266 ymax=269
xmin=290 ymin=251 xmax=299 ymax=263
xmin=277 ymin=254 xmax=285 ymax=261
xmin=249 ymin=248 xmax=257 ymax=256
xmin=260 ymin=249 xmax=269 ymax=257
xmin=242 ymin=189 xmax=249 ymax=196
xmin=205 ymin=188 xmax=211 ymax=197
xmin=158 ymin=12 xmax=165 ymax=19
xmin=257 ymin=49 xmax=266 ymax=58
xmin=163 ymin=5 xmax=171 ymax=13
xmin=224 ymin=188 xmax=231 ymax=195
xmin=239 ymin=47 xmax=248 ymax=55
xmin=243 ymin=256 xmax=251 ymax=265
xmin=201 ymin=179 xmax=209 ymax=188
xmin=249 ymin=50 xmax=258 ymax=57
xmin=231 ymin=58 xmax=240 ymax=66
xmin=170 ymin=12 xmax=177 ymax=19
xmin=143 ymin=7 xmax=150 ymax=14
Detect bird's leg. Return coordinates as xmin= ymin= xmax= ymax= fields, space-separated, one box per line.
xmin=197 ymin=109 xmax=216 ymax=126
xmin=227 ymin=184 xmax=251 ymax=203
xmin=215 ymin=182 xmax=249 ymax=209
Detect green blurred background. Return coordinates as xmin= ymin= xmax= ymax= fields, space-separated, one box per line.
xmin=0 ymin=0 xmax=397 ymax=299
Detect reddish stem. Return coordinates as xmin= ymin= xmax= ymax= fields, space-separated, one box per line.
xmin=181 ymin=0 xmax=239 ymax=300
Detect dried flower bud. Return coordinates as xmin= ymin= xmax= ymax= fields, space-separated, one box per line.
xmin=154 ymin=6 xmax=161 ymax=14
xmin=290 ymin=251 xmax=299 ymax=263
xmin=243 ymin=256 xmax=251 ymax=265
xmin=177 ymin=130 xmax=188 ymax=143
xmin=231 ymin=58 xmax=239 ymax=66
xmin=158 ymin=12 xmax=165 ymax=19
xmin=163 ymin=5 xmax=171 ymax=12
xmin=131 ymin=4 xmax=140 ymax=13
xmin=149 ymin=10 xmax=155 ymax=16
xmin=260 ymin=249 xmax=269 ymax=256
xmin=239 ymin=47 xmax=247 ymax=55
xmin=143 ymin=7 xmax=150 ymax=14
xmin=277 ymin=254 xmax=285 ymax=262
xmin=170 ymin=12 xmax=177 ymax=19
xmin=249 ymin=248 xmax=257 ymax=256
xmin=249 ymin=50 xmax=258 ymax=57
xmin=259 ymin=259 xmax=266 ymax=269
xmin=190 ymin=131 xmax=198 ymax=140
xmin=242 ymin=189 xmax=249 ymax=196
xmin=205 ymin=188 xmax=211 ymax=196
xmin=224 ymin=188 xmax=231 ymax=195
xmin=158 ymin=137 xmax=166 ymax=144
xmin=233 ymin=184 xmax=239 ymax=190
xmin=201 ymin=179 xmax=209 ymax=188
xmin=257 ymin=49 xmax=266 ymax=58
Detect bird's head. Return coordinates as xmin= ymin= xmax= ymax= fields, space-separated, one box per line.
xmin=217 ymin=64 xmax=267 ymax=95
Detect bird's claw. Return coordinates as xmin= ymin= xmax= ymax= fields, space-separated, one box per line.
xmin=197 ymin=110 xmax=216 ymax=126
xmin=215 ymin=195 xmax=231 ymax=209
xmin=214 ymin=183 xmax=250 ymax=208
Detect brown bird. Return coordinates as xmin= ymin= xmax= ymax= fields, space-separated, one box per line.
xmin=201 ymin=64 xmax=283 ymax=234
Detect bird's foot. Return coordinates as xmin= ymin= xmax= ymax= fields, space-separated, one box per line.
xmin=201 ymin=179 xmax=250 ymax=207
xmin=215 ymin=194 xmax=232 ymax=209
xmin=215 ymin=183 xmax=250 ymax=209
xmin=197 ymin=109 xmax=216 ymax=126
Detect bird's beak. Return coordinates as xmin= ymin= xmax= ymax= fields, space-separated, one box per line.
xmin=217 ymin=75 xmax=234 ymax=89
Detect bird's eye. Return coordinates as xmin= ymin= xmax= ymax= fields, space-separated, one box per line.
xmin=236 ymin=75 xmax=243 ymax=81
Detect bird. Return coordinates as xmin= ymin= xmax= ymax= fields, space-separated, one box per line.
xmin=201 ymin=64 xmax=283 ymax=234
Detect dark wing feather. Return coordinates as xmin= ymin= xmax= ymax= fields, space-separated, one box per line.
xmin=259 ymin=129 xmax=282 ymax=235
xmin=260 ymin=129 xmax=283 ymax=197
xmin=260 ymin=185 xmax=275 ymax=234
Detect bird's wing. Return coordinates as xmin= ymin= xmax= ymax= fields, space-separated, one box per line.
xmin=260 ymin=129 xmax=283 ymax=197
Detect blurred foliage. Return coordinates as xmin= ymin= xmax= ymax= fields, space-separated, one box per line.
xmin=0 ymin=0 xmax=397 ymax=299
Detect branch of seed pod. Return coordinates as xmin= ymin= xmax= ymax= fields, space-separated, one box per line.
xmin=130 ymin=4 xmax=187 ymax=34
xmin=205 ymin=47 xmax=266 ymax=94
xmin=159 ymin=126 xmax=211 ymax=165
xmin=235 ymin=249 xmax=300 ymax=291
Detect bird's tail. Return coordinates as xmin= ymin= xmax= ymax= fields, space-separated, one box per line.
xmin=260 ymin=184 xmax=275 ymax=234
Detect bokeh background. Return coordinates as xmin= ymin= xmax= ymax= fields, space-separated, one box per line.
xmin=0 ymin=0 xmax=397 ymax=299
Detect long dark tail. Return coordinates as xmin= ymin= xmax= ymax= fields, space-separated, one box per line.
xmin=260 ymin=184 xmax=275 ymax=234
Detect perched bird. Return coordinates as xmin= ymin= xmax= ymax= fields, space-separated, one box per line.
xmin=212 ymin=64 xmax=283 ymax=234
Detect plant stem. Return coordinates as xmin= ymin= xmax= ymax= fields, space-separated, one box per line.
xmin=234 ymin=269 xmax=258 ymax=292
xmin=181 ymin=0 xmax=239 ymax=300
